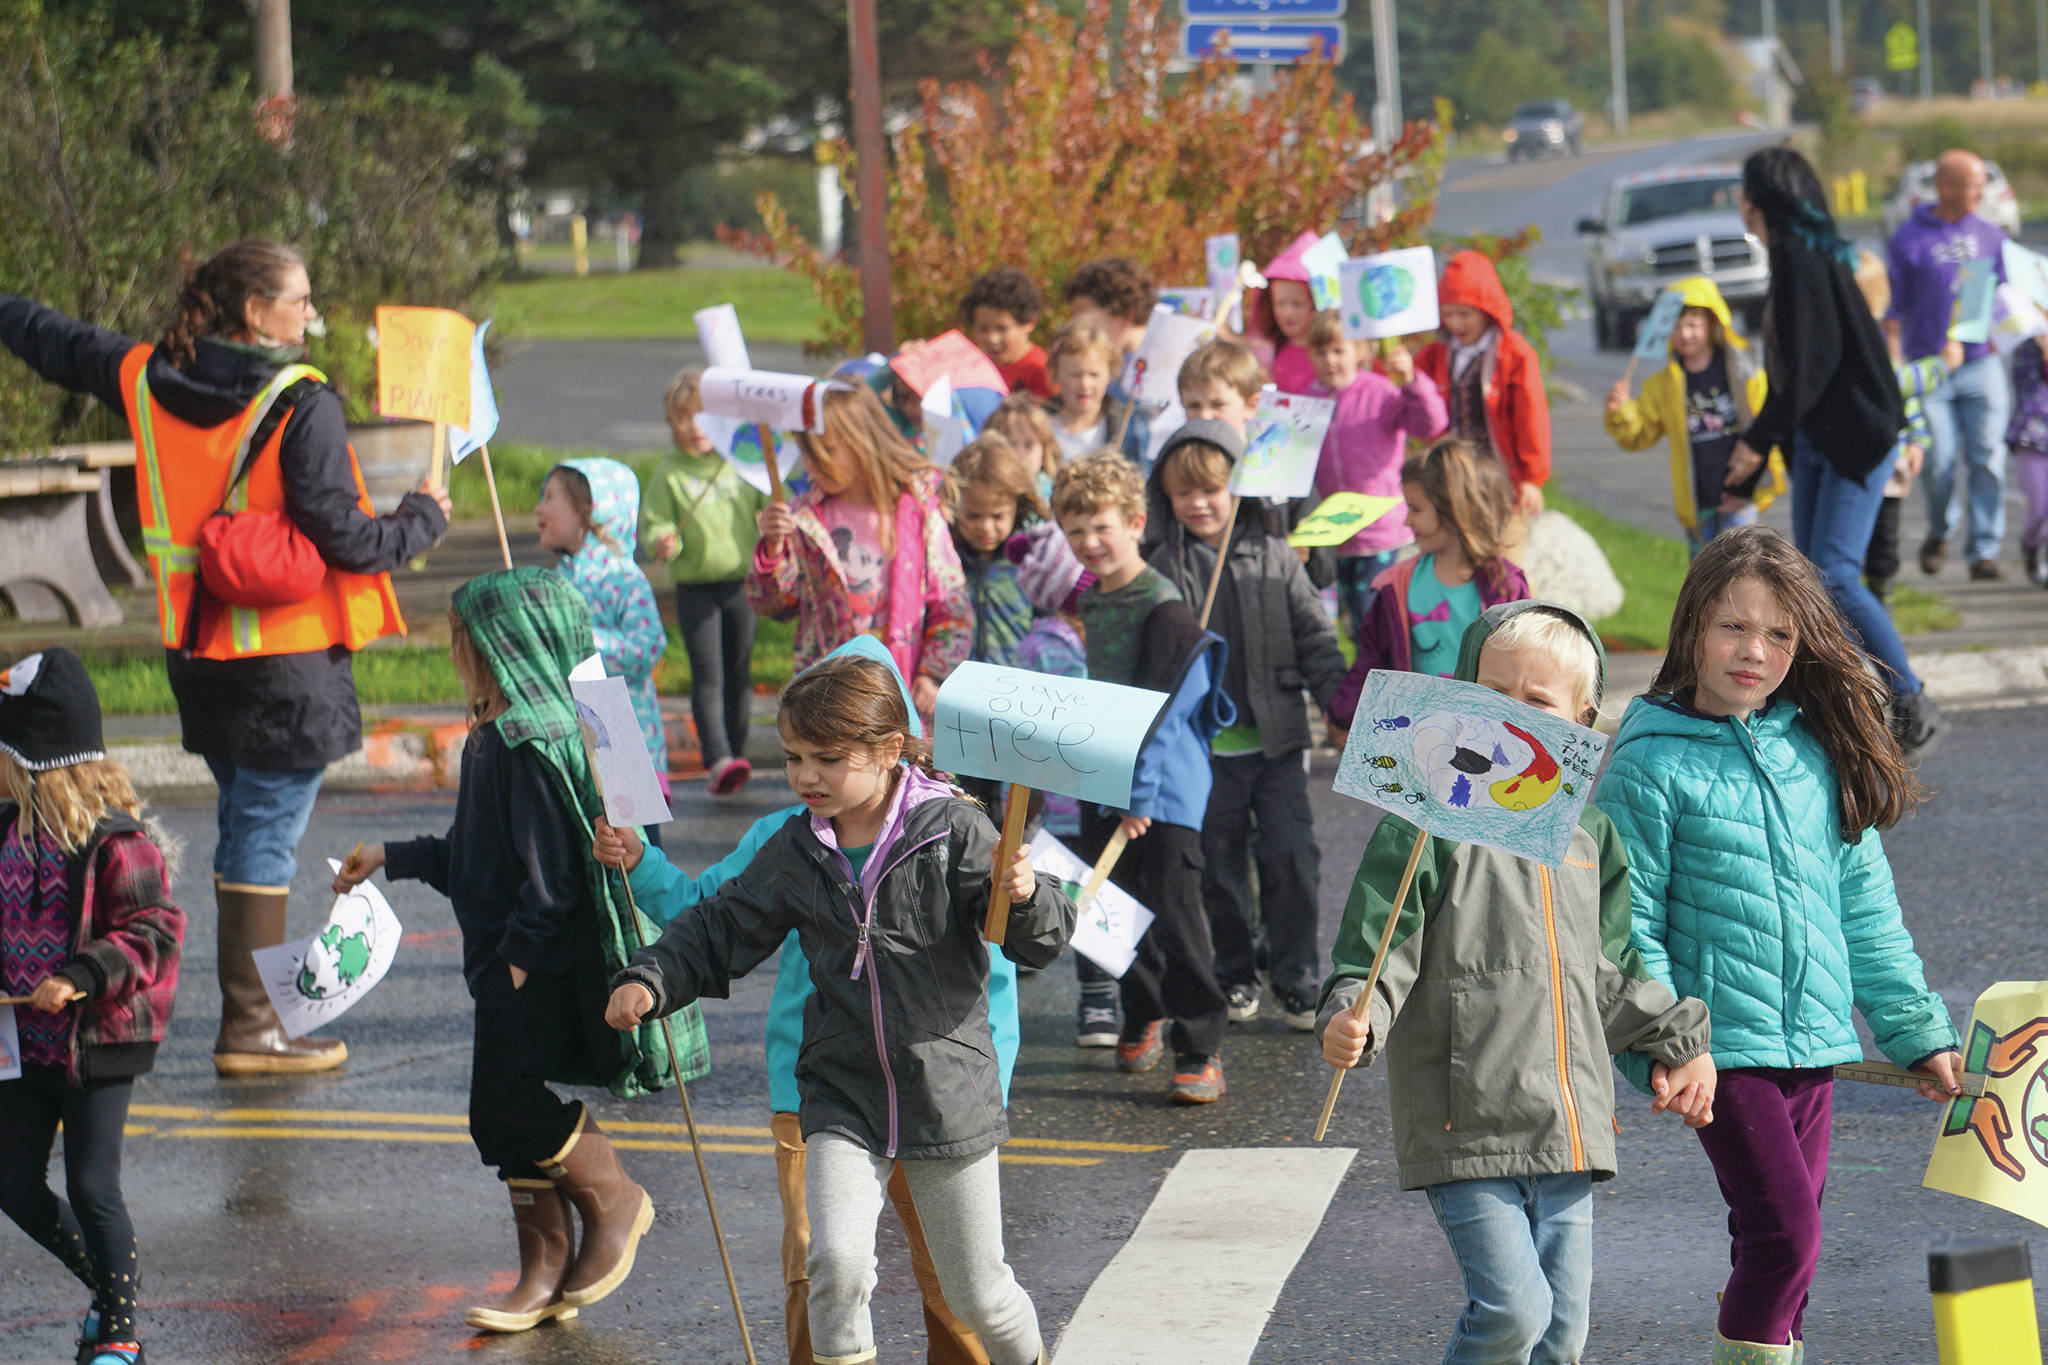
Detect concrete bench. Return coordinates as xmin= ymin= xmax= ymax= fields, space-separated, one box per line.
xmin=0 ymin=459 xmax=125 ymax=628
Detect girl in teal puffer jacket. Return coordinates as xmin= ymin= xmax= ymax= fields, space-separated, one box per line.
xmin=1596 ymin=526 xmax=1961 ymax=1365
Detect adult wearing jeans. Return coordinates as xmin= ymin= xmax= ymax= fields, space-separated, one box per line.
xmin=0 ymin=240 xmax=450 ymax=1074
xmin=1723 ymin=149 xmax=1940 ymax=752
xmin=1885 ymin=149 xmax=2012 ymax=580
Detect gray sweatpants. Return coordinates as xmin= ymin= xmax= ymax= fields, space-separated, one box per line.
xmin=806 ymin=1132 xmax=1041 ymax=1365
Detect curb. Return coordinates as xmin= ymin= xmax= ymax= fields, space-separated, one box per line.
xmin=110 ymin=648 xmax=2048 ymax=794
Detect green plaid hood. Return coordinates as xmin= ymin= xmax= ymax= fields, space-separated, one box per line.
xmin=451 ymin=568 xmax=707 ymax=1097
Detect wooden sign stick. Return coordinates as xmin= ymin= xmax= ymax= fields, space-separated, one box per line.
xmin=411 ymin=422 xmax=451 ymax=572
xmin=0 ymin=990 xmax=83 ymax=1007
xmin=759 ymin=423 xmax=786 ymax=503
xmin=981 ymin=782 xmax=1034 ymax=945
xmin=1313 ymin=828 xmax=1428 ymax=1142
xmin=1076 ymin=828 xmax=1130 ymax=913
xmin=1196 ymin=499 xmax=1241 ymax=631
xmin=1109 ymin=398 xmax=1137 ymax=458
xmin=479 ymin=444 xmax=513 ymax=570
xmin=1616 ymin=354 xmax=1641 ymax=393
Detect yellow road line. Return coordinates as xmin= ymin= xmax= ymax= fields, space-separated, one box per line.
xmin=1005 ymin=1137 xmax=1167 ymax=1154
xmin=611 ymin=1138 xmax=781 ymax=1156
xmin=161 ymin=1126 xmax=474 ymax=1143
xmin=997 ymin=1154 xmax=1102 ymax=1167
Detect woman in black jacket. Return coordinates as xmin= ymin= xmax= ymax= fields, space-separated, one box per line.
xmin=0 ymin=240 xmax=451 ymax=1072
xmin=1722 ymin=147 xmax=1936 ymax=752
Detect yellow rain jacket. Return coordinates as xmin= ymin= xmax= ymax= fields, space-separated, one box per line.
xmin=1603 ymin=276 xmax=1787 ymax=534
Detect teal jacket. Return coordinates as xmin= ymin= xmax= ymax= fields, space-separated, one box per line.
xmin=628 ymin=805 xmax=1020 ymax=1114
xmin=1596 ymin=695 xmax=1956 ymax=1089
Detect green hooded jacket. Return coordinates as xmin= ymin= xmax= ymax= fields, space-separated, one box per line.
xmin=452 ymin=568 xmax=708 ymax=1098
xmin=1314 ymin=600 xmax=1710 ymax=1190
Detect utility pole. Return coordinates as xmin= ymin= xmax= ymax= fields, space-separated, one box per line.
xmin=1369 ymin=0 xmax=1401 ymax=147
xmin=1829 ymin=0 xmax=1844 ymax=75
xmin=2039 ymin=0 xmax=2047 ymax=86
xmin=1761 ymin=0 xmax=1776 ymax=45
xmin=847 ymin=0 xmax=893 ymax=354
xmin=252 ymin=0 xmax=291 ymax=99
xmin=1920 ymin=0 xmax=1934 ymax=99
xmin=1608 ymin=0 xmax=1628 ymax=135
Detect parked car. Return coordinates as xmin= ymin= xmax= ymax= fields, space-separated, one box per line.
xmin=1578 ymin=163 xmax=1768 ymax=351
xmin=1848 ymin=77 xmax=1885 ymax=114
xmin=1882 ymin=158 xmax=2023 ymax=238
xmin=1503 ymin=99 xmax=1585 ymax=160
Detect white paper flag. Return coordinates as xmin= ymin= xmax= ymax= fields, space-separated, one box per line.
xmin=1339 ymin=246 xmax=1441 ymax=341
xmin=252 ymin=862 xmax=403 ymax=1038
xmin=570 ymin=666 xmax=674 ymax=828
xmin=0 ymin=1005 xmax=19 ymax=1082
xmin=694 ymin=303 xmax=752 ymax=371
xmin=1027 ymin=829 xmax=1154 ymax=978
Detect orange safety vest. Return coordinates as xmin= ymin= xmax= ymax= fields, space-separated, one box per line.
xmin=118 ymin=344 xmax=408 ymax=659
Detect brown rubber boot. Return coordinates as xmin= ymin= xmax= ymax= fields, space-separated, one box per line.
xmin=213 ymin=882 xmax=348 ymax=1075
xmin=464 ymin=1179 xmax=580 ymax=1333
xmin=544 ymin=1112 xmax=655 ymax=1307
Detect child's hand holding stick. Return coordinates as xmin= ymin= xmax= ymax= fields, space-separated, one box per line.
xmin=592 ymin=818 xmax=645 ymax=872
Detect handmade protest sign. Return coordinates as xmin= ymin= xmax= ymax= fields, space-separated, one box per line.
xmin=1990 ymin=285 xmax=2048 ymax=357
xmin=2005 ymin=240 xmax=2048 ymax=314
xmin=700 ymin=366 xmax=829 ymax=434
xmin=1206 ymin=233 xmax=1240 ymax=300
xmin=694 ymin=303 xmax=752 ymax=370
xmin=1632 ymin=287 xmax=1689 ymax=365
xmin=1316 ymin=670 xmax=1609 ymax=1140
xmin=1301 ymin=232 xmax=1349 ymax=311
xmin=1951 ymin=257 xmax=1997 ymax=345
xmin=0 ymin=1005 xmax=17 ymax=1082
xmin=934 ymin=662 xmax=1169 ymax=942
xmin=1234 ymin=387 xmax=1336 ymax=501
xmin=1923 ymin=980 xmax=2048 ymax=1228
xmin=1288 ymin=492 xmax=1405 ymax=548
xmin=919 ymin=375 xmax=973 ymax=466
xmin=570 ymin=656 xmax=673 ymax=829
xmin=252 ymin=861 xmax=403 ymax=1038
xmin=376 ymin=306 xmax=475 ymax=428
xmin=698 ymin=415 xmax=798 ymax=498
xmin=1339 ymin=246 xmax=1439 ymax=342
xmin=1156 ymin=287 xmax=1217 ymax=321
xmin=447 ymin=320 xmax=499 ymax=464
xmin=1027 ymin=829 xmax=1154 ymax=978
xmin=891 ymin=329 xmax=1008 ymax=397
xmin=1123 ymin=304 xmax=1217 ymax=408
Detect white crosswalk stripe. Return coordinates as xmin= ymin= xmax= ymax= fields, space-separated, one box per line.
xmin=1051 ymin=1147 xmax=1357 ymax=1365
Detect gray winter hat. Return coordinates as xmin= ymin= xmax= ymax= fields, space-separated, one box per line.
xmin=1155 ymin=418 xmax=1247 ymax=469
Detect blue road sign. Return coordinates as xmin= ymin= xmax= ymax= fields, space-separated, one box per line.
xmin=1183 ymin=0 xmax=1347 ymax=17
xmin=1180 ymin=20 xmax=1348 ymax=64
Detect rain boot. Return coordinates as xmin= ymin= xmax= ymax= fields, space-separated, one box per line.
xmin=465 ymin=1179 xmax=580 ymax=1332
xmin=543 ymin=1113 xmax=655 ymax=1308
xmin=1712 ymin=1332 xmax=1796 ymax=1364
xmin=212 ymin=882 xmax=348 ymax=1075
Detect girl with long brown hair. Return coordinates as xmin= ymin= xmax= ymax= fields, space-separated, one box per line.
xmin=749 ymin=383 xmax=971 ymax=728
xmin=1595 ymin=525 xmax=1960 ymax=1363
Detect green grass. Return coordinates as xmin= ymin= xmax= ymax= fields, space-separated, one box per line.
xmin=86 ymin=646 xmax=470 ymax=716
xmin=1545 ymin=491 xmax=1692 ymax=652
xmin=487 ymin=265 xmax=822 ymax=344
xmin=447 ymin=442 xmax=661 ymax=521
xmin=1889 ymin=584 xmax=1962 ymax=636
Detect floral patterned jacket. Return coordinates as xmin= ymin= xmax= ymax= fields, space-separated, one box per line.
xmin=746 ymin=468 xmax=971 ymax=682
xmin=555 ymin=457 xmax=670 ymax=793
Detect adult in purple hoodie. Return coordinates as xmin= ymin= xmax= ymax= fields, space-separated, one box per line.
xmin=1884 ymin=149 xmax=2012 ymax=579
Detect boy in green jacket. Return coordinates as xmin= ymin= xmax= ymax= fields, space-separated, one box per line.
xmin=1317 ymin=600 xmax=1715 ymax=1365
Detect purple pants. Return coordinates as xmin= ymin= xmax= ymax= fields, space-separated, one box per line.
xmin=2013 ymin=449 xmax=2048 ymax=552
xmin=1694 ymin=1067 xmax=1833 ymax=1345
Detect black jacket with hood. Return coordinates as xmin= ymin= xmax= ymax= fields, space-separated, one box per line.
xmin=0 ymin=296 xmax=447 ymax=767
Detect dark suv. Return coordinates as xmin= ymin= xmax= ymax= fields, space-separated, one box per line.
xmin=1503 ymin=99 xmax=1585 ymax=160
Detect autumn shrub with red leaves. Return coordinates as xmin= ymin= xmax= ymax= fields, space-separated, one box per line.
xmin=723 ymin=0 xmax=1444 ymax=354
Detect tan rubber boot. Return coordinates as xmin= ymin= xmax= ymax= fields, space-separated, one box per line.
xmin=464 ymin=1179 xmax=580 ymax=1333
xmin=212 ymin=882 xmax=348 ymax=1075
xmin=544 ymin=1112 xmax=655 ymax=1308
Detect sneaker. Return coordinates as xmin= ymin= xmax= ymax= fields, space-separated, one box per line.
xmin=1076 ymin=994 xmax=1120 ymax=1048
xmin=708 ymin=756 xmax=753 ymax=795
xmin=1167 ymin=1054 xmax=1226 ymax=1104
xmin=1919 ymin=535 xmax=1946 ymax=576
xmin=1969 ymin=558 xmax=2006 ymax=582
xmin=75 ymin=1309 xmax=101 ymax=1365
xmin=1116 ymin=1020 xmax=1165 ymax=1073
xmin=1275 ymin=986 xmax=1319 ymax=1032
xmin=1224 ymin=984 xmax=1260 ymax=1023
xmin=1893 ymin=685 xmax=1943 ymax=759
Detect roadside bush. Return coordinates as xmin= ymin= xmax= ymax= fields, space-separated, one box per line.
xmin=676 ymin=158 xmax=823 ymax=246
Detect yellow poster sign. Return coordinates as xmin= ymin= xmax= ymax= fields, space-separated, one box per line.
xmin=1923 ymin=980 xmax=2048 ymax=1228
xmin=1287 ymin=492 xmax=1404 ymax=548
xmin=375 ymin=306 xmax=475 ymax=427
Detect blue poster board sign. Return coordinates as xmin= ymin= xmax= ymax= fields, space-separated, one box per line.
xmin=1179 ymin=20 xmax=1348 ymax=63
xmin=934 ymin=662 xmax=1169 ymax=810
xmin=1183 ymin=0 xmax=1347 ymax=17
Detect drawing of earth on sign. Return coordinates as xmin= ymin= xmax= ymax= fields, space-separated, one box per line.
xmin=1354 ymin=263 xmax=1417 ymax=322
xmin=1239 ymin=419 xmax=1288 ymax=477
xmin=1410 ymin=713 xmax=1563 ymax=812
xmin=296 ymin=891 xmax=380 ymax=999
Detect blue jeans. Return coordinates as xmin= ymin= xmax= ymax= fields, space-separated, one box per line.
xmin=1789 ymin=432 xmax=1920 ymax=696
xmin=1686 ymin=502 xmax=1761 ymax=557
xmin=1426 ymin=1173 xmax=1593 ymax=1365
xmin=203 ymin=756 xmax=325 ymax=887
xmin=1920 ymin=353 xmax=2010 ymax=563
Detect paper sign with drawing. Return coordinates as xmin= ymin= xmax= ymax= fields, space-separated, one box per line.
xmin=694 ymin=303 xmax=752 ymax=370
xmin=700 ymin=366 xmax=831 ymax=434
xmin=1287 ymin=492 xmax=1405 ymax=548
xmin=376 ymin=305 xmax=476 ymax=427
xmin=252 ymin=861 xmax=403 ymax=1038
xmin=1923 ymin=980 xmax=2048 ymax=1228
xmin=1026 ymin=830 xmax=1154 ymax=978
xmin=1333 ymin=671 xmax=1608 ymax=869
xmin=1339 ymin=246 xmax=1439 ymax=342
xmin=933 ymin=662 xmax=1169 ymax=810
xmin=1123 ymin=305 xmax=1217 ymax=408
xmin=1632 ymin=287 xmax=1690 ymax=364
xmin=569 ymin=655 xmax=673 ymax=829
xmin=1233 ymin=387 xmax=1336 ymax=500
xmin=0 ymin=1004 xmax=18 ymax=1083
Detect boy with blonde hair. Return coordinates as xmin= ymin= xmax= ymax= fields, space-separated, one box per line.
xmin=1053 ymin=453 xmax=1233 ymax=1101
xmin=1177 ymin=339 xmax=1266 ymax=436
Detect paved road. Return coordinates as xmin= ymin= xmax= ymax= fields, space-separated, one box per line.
xmin=3 ymin=699 xmax=2043 ymax=1364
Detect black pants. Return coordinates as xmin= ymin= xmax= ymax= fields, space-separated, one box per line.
xmin=1202 ymin=750 xmax=1324 ymax=998
xmin=470 ymin=964 xmax=598 ymax=1180
xmin=675 ymin=579 xmax=757 ymax=768
xmin=1078 ymin=808 xmax=1227 ymax=1060
xmin=1864 ymin=494 xmax=1903 ymax=594
xmin=0 ymin=1067 xmax=138 ymax=1339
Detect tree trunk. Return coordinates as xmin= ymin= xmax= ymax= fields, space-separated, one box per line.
xmin=252 ymin=0 xmax=292 ymax=99
xmin=637 ymin=140 xmax=684 ymax=271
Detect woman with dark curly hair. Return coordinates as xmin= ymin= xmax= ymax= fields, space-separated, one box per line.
xmin=0 ymin=239 xmax=451 ymax=1074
